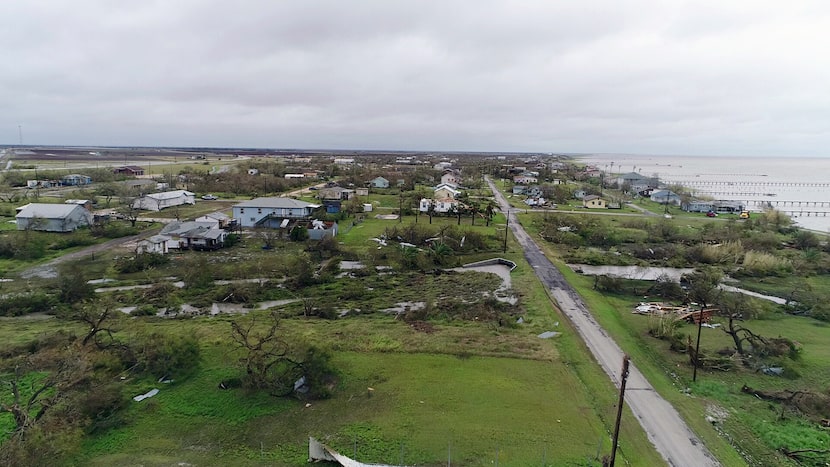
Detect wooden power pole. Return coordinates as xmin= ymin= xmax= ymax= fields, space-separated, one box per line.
xmin=609 ymin=355 xmax=631 ymax=467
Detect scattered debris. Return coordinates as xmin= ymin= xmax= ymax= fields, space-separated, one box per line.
xmin=538 ymin=331 xmax=561 ymax=339
xmin=309 ymin=437 xmax=403 ymax=467
xmin=133 ymin=388 xmax=159 ymax=402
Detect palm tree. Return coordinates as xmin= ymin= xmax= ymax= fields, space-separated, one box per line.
xmin=484 ymin=201 xmax=496 ymax=226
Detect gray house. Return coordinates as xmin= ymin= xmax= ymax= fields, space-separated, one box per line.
xmin=232 ymin=197 xmax=320 ymax=228
xmin=650 ymin=190 xmax=682 ymax=206
xmin=369 ymin=176 xmax=390 ymax=189
xmin=16 ymin=203 xmax=93 ymax=232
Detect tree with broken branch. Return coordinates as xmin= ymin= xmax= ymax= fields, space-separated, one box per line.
xmin=230 ymin=312 xmax=336 ymax=398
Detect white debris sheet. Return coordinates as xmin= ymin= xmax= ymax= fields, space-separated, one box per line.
xmin=309 ymin=437 xmax=406 ymax=467
xmin=133 ymin=388 xmax=159 ymax=402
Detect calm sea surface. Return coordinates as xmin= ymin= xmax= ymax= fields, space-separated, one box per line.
xmin=574 ymin=154 xmax=830 ymax=232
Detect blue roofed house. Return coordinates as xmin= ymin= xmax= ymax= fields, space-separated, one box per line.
xmin=16 ymin=203 xmax=93 ymax=232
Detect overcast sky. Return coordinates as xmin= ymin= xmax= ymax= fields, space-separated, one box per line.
xmin=2 ymin=1 xmax=829 ymax=156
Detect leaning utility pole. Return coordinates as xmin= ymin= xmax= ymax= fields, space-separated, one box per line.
xmin=502 ymin=208 xmax=509 ymax=253
xmin=693 ymin=306 xmax=705 ymax=382
xmin=609 ymin=355 xmax=631 ymax=467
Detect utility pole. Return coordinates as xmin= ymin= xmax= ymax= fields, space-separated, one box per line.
xmin=693 ymin=306 xmax=705 ymax=382
xmin=609 ymin=355 xmax=631 ymax=467
xmin=503 ymin=208 xmax=509 ymax=253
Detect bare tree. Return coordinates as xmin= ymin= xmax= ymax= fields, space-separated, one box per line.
xmin=230 ymin=312 xmax=302 ymax=396
xmin=0 ymin=354 xmax=88 ymax=436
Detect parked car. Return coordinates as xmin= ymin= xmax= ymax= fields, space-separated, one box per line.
xmin=706 ymin=211 xmax=718 ymax=217
xmin=201 ymin=194 xmax=218 ymax=200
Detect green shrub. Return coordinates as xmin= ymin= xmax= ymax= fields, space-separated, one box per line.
xmin=134 ymin=332 xmax=201 ymax=379
xmin=741 ymin=251 xmax=792 ymax=277
xmin=0 ymin=292 xmax=57 ymax=316
xmin=114 ymin=252 xmax=170 ymax=273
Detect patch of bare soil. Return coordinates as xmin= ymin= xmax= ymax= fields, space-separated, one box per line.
xmin=408 ymin=321 xmax=435 ymax=333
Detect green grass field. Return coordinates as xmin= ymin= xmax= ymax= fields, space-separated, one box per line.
xmin=0 ymin=206 xmax=672 ymax=466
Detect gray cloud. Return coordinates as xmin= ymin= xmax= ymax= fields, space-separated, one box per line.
xmin=2 ymin=0 xmax=830 ymax=155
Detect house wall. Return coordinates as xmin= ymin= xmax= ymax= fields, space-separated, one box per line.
xmin=441 ymin=173 xmax=460 ymax=185
xmin=434 ymin=187 xmax=457 ymax=199
xmin=584 ymin=199 xmax=606 ymax=209
xmin=17 ymin=207 xmax=91 ymax=232
xmin=137 ymin=241 xmax=168 ymax=254
xmin=232 ymin=206 xmax=313 ymax=227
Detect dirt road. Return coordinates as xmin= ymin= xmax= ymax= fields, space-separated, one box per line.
xmin=486 ymin=177 xmax=720 ymax=466
xmin=20 ymin=228 xmax=159 ymax=279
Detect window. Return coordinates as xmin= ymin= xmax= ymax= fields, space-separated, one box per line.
xmin=250 ymin=217 xmax=255 ymax=222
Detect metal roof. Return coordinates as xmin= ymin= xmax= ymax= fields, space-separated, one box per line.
xmin=15 ymin=203 xmax=85 ymax=219
xmin=144 ymin=190 xmax=195 ymax=201
xmin=234 ymin=197 xmax=320 ymax=209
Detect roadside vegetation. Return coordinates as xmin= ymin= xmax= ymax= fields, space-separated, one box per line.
xmin=525 ymin=205 xmax=830 ymax=466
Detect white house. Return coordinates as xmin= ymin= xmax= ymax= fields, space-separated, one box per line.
xmin=232 ymin=197 xmax=320 ymax=228
xmin=16 ymin=203 xmax=93 ymax=232
xmin=133 ymin=190 xmax=196 ymax=211
xmin=513 ymin=174 xmax=538 ymax=184
xmin=194 ymin=211 xmax=232 ymax=229
xmin=136 ymin=234 xmax=171 ymax=254
xmin=419 ymin=198 xmax=461 ymax=213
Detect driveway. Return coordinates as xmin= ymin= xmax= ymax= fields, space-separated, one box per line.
xmin=487 ymin=177 xmax=719 ymax=466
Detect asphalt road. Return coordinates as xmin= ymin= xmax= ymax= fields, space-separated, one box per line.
xmin=487 ymin=177 xmax=720 ymax=467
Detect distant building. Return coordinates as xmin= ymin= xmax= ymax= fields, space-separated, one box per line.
xmin=61 ymin=174 xmax=92 ymax=186
xmin=441 ymin=170 xmax=462 ymax=186
xmin=113 ymin=166 xmax=145 ymax=176
xmin=369 ymin=176 xmax=390 ymax=189
xmin=650 ymin=190 xmax=682 ymax=206
xmin=682 ymin=200 xmax=715 ymax=213
xmin=318 ymin=186 xmax=356 ymax=200
xmin=513 ymin=174 xmax=538 ymax=184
